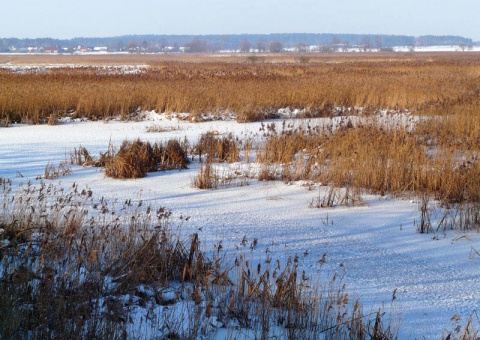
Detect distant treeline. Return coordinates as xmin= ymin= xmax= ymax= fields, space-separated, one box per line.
xmin=0 ymin=33 xmax=474 ymax=52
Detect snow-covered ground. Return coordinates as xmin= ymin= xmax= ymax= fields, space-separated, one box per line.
xmin=394 ymin=45 xmax=480 ymax=52
xmin=0 ymin=63 xmax=147 ymax=74
xmin=1 ymin=115 xmax=478 ymax=339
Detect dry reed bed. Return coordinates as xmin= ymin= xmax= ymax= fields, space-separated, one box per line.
xmin=1 ymin=54 xmax=480 ymax=123
xmin=0 ymin=181 xmax=205 ymax=338
xmin=257 ymin=121 xmax=479 ymax=205
xmin=1 ymin=52 xmax=479 ymax=66
xmin=0 ymin=180 xmax=401 ymax=339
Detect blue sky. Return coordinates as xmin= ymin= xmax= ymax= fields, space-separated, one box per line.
xmin=2 ymin=0 xmax=479 ymax=40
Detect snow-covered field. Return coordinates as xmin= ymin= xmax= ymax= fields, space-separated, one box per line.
xmin=0 ymin=63 xmax=147 ymax=74
xmin=1 ymin=114 xmax=478 ymax=339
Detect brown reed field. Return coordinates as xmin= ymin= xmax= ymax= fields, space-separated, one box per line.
xmin=0 ymin=180 xmax=400 ymax=339
xmin=1 ymin=52 xmax=480 ymax=123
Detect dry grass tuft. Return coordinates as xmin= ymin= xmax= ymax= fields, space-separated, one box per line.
xmin=47 ymin=112 xmax=58 ymax=125
xmin=192 ymin=161 xmax=219 ymax=189
xmin=101 ymin=138 xmax=189 ymax=179
xmin=309 ymin=186 xmax=364 ymax=208
xmin=70 ymin=145 xmax=94 ymax=166
xmin=195 ymin=131 xmax=240 ymax=163
xmin=43 ymin=161 xmax=71 ymax=179
xmin=444 ymin=311 xmax=480 ymax=340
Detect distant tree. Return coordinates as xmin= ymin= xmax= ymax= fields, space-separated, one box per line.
xmin=361 ymin=36 xmax=372 ymax=52
xmin=211 ymin=41 xmax=223 ymax=52
xmin=240 ymin=40 xmax=251 ymax=53
xmin=158 ymin=38 xmax=167 ymax=51
xmin=295 ymin=42 xmax=308 ymax=52
xmin=330 ymin=36 xmax=340 ymax=52
xmin=414 ymin=37 xmax=422 ymax=47
xmin=318 ymin=37 xmax=331 ymax=53
xmin=375 ymin=36 xmax=382 ymax=50
xmin=43 ymin=44 xmax=57 ymax=52
xmin=185 ymin=39 xmax=209 ymax=53
xmin=459 ymin=43 xmax=468 ymax=51
xmin=127 ymin=41 xmax=138 ymax=53
xmin=319 ymin=40 xmax=333 ymax=53
xmin=1 ymin=39 xmax=8 ymax=52
xmin=142 ymin=40 xmax=148 ymax=53
xmin=115 ymin=40 xmax=126 ymax=52
xmin=221 ymin=36 xmax=229 ymax=50
xmin=268 ymin=41 xmax=283 ymax=53
xmin=256 ymin=39 xmax=266 ymax=52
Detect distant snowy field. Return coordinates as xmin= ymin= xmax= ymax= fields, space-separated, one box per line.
xmin=394 ymin=45 xmax=480 ymax=52
xmin=1 ymin=114 xmax=478 ymax=339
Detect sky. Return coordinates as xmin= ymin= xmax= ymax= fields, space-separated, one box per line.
xmin=2 ymin=0 xmax=479 ymax=41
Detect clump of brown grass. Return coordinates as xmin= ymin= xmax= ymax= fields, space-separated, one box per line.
xmin=146 ymin=124 xmax=180 ymax=133
xmin=309 ymin=186 xmax=364 ymax=208
xmin=1 ymin=115 xmax=10 ymax=127
xmin=192 ymin=161 xmax=219 ymax=189
xmin=237 ymin=108 xmax=266 ymax=123
xmin=256 ymin=127 xmax=328 ymax=182
xmin=70 ymin=145 xmax=94 ymax=166
xmin=104 ymin=139 xmax=155 ymax=178
xmin=195 ymin=131 xmax=239 ymax=163
xmin=443 ymin=312 xmax=480 ymax=340
xmin=47 ymin=112 xmax=58 ymax=125
xmin=43 ymin=161 xmax=71 ymax=179
xmin=414 ymin=200 xmax=480 ymax=234
xmin=417 ymin=194 xmax=434 ymax=234
xmin=101 ymin=138 xmax=189 ymax=179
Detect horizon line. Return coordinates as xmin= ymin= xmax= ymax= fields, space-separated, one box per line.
xmin=2 ymin=32 xmax=475 ymax=41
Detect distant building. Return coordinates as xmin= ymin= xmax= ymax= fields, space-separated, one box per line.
xmin=77 ymin=46 xmax=89 ymax=53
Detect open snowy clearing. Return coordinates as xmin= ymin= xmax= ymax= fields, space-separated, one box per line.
xmin=1 ymin=115 xmax=478 ymax=339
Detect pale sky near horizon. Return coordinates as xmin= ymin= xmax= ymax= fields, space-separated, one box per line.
xmin=2 ymin=0 xmax=479 ymax=40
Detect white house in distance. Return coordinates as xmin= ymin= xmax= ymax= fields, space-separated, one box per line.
xmin=76 ymin=46 xmax=108 ymax=53
xmin=93 ymin=46 xmax=108 ymax=52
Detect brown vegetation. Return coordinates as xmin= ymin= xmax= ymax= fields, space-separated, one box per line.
xmin=0 ymin=180 xmax=399 ymax=339
xmin=257 ymin=120 xmax=479 ymax=206
xmin=195 ymin=131 xmax=240 ymax=163
xmin=1 ymin=54 xmax=478 ymax=212
xmin=102 ymin=139 xmax=189 ymax=179
xmin=192 ymin=161 xmax=219 ymax=189
xmin=0 ymin=181 xmax=206 ymax=338
xmin=1 ymin=53 xmax=480 ymax=123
